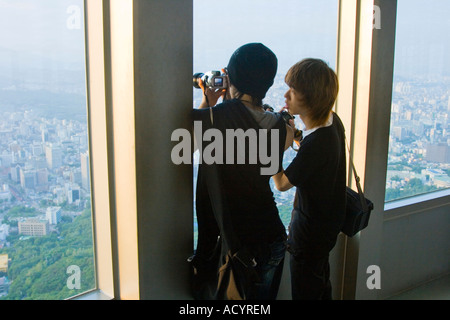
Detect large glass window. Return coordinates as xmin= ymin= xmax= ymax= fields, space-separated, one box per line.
xmin=385 ymin=0 xmax=450 ymax=203
xmin=193 ymin=0 xmax=338 ymax=243
xmin=0 ymin=0 xmax=95 ymax=299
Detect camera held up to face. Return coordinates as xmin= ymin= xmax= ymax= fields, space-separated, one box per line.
xmin=193 ymin=70 xmax=229 ymax=90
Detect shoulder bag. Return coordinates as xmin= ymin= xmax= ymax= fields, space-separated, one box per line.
xmin=342 ymin=137 xmax=374 ymax=237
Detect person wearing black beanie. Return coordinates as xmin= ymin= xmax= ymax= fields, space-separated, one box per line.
xmin=197 ymin=42 xmax=279 ymax=108
xmin=226 ymin=42 xmax=278 ymax=102
xmin=191 ymin=43 xmax=294 ymax=300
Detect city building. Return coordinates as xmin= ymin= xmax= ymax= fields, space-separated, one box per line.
xmin=0 ymin=224 xmax=9 ymax=242
xmin=0 ymin=0 xmax=448 ymax=302
xmin=0 ymin=184 xmax=11 ymax=202
xmin=426 ymin=143 xmax=450 ymax=163
xmin=19 ymin=168 xmax=36 ymax=190
xmin=392 ymin=126 xmax=407 ymax=141
xmin=9 ymin=165 xmax=21 ymax=183
xmin=18 ymin=219 xmax=49 ymax=237
xmin=69 ymin=169 xmax=82 ymax=185
xmin=52 ymin=186 xmax=66 ymax=205
xmin=36 ymin=168 xmax=49 ymax=187
xmin=41 ymin=129 xmax=49 ymax=143
xmin=80 ymin=152 xmax=90 ymax=191
xmin=0 ymin=254 xmax=8 ymax=273
xmin=45 ymin=144 xmax=63 ymax=170
xmin=67 ymin=185 xmax=80 ymax=204
xmin=46 ymin=206 xmax=62 ymax=225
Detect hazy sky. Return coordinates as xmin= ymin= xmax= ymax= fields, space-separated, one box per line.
xmin=394 ymin=0 xmax=450 ymax=78
xmin=194 ymin=0 xmax=338 ymax=74
xmin=0 ymin=0 xmax=85 ymax=69
xmin=0 ymin=0 xmax=449 ymax=78
xmin=194 ymin=0 xmax=450 ymax=79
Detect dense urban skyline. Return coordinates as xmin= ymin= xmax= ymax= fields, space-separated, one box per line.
xmin=0 ymin=0 xmax=449 ymax=299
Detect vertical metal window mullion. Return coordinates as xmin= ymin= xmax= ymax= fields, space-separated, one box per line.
xmin=82 ymin=0 xmax=116 ymax=299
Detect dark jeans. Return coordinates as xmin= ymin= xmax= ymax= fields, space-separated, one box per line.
xmin=246 ymin=239 xmax=286 ymax=300
xmin=290 ymin=253 xmax=332 ymax=300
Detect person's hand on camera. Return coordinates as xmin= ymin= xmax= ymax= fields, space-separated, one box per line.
xmin=280 ymin=106 xmax=302 ymax=148
xmin=198 ymin=79 xmax=227 ymax=109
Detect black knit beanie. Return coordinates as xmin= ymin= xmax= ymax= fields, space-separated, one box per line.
xmin=227 ymin=43 xmax=278 ymax=100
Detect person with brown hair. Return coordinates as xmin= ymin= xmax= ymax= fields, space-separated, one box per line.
xmin=272 ymin=58 xmax=347 ymax=300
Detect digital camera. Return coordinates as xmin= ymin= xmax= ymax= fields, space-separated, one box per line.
xmin=280 ymin=110 xmax=295 ymax=124
xmin=193 ymin=70 xmax=229 ymax=90
xmin=263 ymin=104 xmax=295 ymax=124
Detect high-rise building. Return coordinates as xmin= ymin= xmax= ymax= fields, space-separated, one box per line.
xmin=32 ymin=143 xmax=43 ymax=157
xmin=426 ymin=143 xmax=450 ymax=163
xmin=45 ymin=144 xmax=63 ymax=170
xmin=46 ymin=207 xmax=62 ymax=225
xmin=68 ymin=187 xmax=80 ymax=204
xmin=392 ymin=126 xmax=407 ymax=141
xmin=69 ymin=169 xmax=82 ymax=185
xmin=20 ymin=168 xmax=36 ymax=190
xmin=80 ymin=152 xmax=90 ymax=191
xmin=41 ymin=129 xmax=49 ymax=143
xmin=36 ymin=168 xmax=49 ymax=186
xmin=10 ymin=165 xmax=21 ymax=183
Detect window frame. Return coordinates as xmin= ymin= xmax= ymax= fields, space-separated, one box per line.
xmin=77 ymin=0 xmax=116 ymax=300
xmin=0 ymin=0 xmax=110 ymax=301
xmin=78 ymin=0 xmax=194 ymax=300
xmin=75 ymin=0 xmax=449 ymax=300
xmin=335 ymin=0 xmax=450 ymax=300
xmin=383 ymin=0 xmax=450 ymax=208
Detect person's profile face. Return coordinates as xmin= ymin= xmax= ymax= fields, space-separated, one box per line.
xmin=284 ymin=87 xmax=308 ymax=116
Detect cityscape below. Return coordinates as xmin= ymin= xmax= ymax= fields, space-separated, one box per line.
xmin=0 ymin=71 xmax=448 ymax=299
xmin=0 ymin=95 xmax=95 ymax=299
xmin=0 ymin=0 xmax=449 ymax=300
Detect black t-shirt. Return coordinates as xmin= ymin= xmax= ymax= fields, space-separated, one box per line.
xmin=192 ymin=99 xmax=287 ymax=251
xmin=284 ymin=112 xmax=346 ymax=258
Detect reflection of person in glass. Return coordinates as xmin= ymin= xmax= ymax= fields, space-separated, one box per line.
xmin=273 ymin=59 xmax=346 ymax=300
xmin=191 ymin=43 xmax=293 ymax=300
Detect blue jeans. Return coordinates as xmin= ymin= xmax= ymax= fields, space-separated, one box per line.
xmin=245 ymin=239 xmax=286 ymax=300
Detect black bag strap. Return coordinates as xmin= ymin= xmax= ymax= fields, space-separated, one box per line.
xmin=331 ymin=112 xmax=369 ymax=213
xmin=344 ymin=134 xmax=369 ymax=214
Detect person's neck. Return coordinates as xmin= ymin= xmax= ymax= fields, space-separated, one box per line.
xmin=300 ymin=114 xmax=314 ymax=131
xmin=238 ymin=94 xmax=263 ymax=111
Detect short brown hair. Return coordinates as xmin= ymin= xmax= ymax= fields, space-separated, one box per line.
xmin=285 ymin=59 xmax=339 ymax=127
